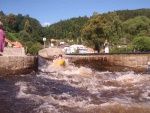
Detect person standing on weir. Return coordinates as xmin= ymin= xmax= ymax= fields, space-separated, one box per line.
xmin=0 ymin=21 xmax=5 ymax=56
xmin=104 ymin=40 xmax=109 ymax=53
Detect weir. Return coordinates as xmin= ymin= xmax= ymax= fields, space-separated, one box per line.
xmin=0 ymin=47 xmax=38 ymax=75
xmin=65 ymin=52 xmax=150 ymax=72
xmin=1 ymin=50 xmax=150 ymax=112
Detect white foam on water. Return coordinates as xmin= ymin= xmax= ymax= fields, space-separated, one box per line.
xmin=15 ymin=80 xmax=99 ymax=111
xmin=101 ymin=86 xmax=119 ymax=90
xmin=62 ymin=66 xmax=93 ymax=76
xmin=15 ymin=59 xmax=150 ymax=112
xmin=15 ymin=81 xmax=43 ymax=103
xmin=39 ymin=61 xmax=95 ymax=91
xmin=15 ymin=82 xmax=28 ymax=98
xmin=45 ymin=59 xmax=93 ymax=76
xmin=112 ymin=97 xmax=133 ymax=105
xmin=100 ymin=102 xmax=119 ymax=107
xmin=116 ymin=72 xmax=149 ymax=84
xmin=140 ymin=90 xmax=150 ymax=100
xmin=74 ymin=66 xmax=93 ymax=75
xmin=52 ymin=93 xmax=98 ymax=108
xmin=33 ymin=104 xmax=60 ymax=113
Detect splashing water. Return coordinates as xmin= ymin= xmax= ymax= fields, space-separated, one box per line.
xmin=0 ymin=58 xmax=150 ymax=113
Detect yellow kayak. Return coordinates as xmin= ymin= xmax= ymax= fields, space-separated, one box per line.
xmin=53 ymin=59 xmax=65 ymax=66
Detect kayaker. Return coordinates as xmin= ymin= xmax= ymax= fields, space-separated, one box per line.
xmin=58 ymin=54 xmax=63 ymax=59
xmin=53 ymin=55 xmax=58 ymax=62
xmin=52 ymin=54 xmax=65 ymax=66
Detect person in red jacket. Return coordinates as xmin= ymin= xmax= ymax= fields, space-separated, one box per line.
xmin=0 ymin=21 xmax=5 ymax=56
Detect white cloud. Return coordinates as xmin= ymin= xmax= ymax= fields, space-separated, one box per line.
xmin=43 ymin=22 xmax=51 ymax=27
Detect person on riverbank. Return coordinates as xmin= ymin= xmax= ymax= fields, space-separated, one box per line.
xmin=0 ymin=21 xmax=5 ymax=55
xmin=104 ymin=40 xmax=109 ymax=53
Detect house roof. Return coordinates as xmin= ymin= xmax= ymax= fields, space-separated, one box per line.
xmin=87 ymin=48 xmax=94 ymax=52
xmin=5 ymin=38 xmax=11 ymax=42
xmin=11 ymin=41 xmax=23 ymax=47
xmin=51 ymin=38 xmax=57 ymax=42
xmin=5 ymin=38 xmax=23 ymax=47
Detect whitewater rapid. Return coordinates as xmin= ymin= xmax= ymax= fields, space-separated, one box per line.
xmin=12 ymin=59 xmax=150 ymax=113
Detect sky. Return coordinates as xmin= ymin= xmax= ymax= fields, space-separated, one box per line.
xmin=0 ymin=0 xmax=150 ymax=26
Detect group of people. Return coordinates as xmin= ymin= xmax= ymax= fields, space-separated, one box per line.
xmin=0 ymin=21 xmax=5 ymax=56
xmin=52 ymin=54 xmax=66 ymax=67
xmin=53 ymin=54 xmax=63 ymax=61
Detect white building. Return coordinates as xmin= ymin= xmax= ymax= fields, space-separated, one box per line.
xmin=63 ymin=44 xmax=88 ymax=54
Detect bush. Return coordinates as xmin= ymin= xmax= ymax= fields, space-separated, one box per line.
xmin=6 ymin=32 xmax=19 ymax=41
xmin=28 ymin=43 xmax=43 ymax=54
xmin=111 ymin=45 xmax=133 ymax=52
xmin=132 ymin=36 xmax=150 ymax=52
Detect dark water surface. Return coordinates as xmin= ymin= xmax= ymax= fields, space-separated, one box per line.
xmin=0 ymin=58 xmax=150 ymax=113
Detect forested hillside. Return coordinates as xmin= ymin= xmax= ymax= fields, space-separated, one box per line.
xmin=45 ymin=16 xmax=89 ymax=40
xmin=0 ymin=8 xmax=150 ymax=54
xmin=116 ymin=8 xmax=150 ymax=21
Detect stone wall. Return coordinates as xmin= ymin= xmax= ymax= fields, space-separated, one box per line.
xmin=0 ymin=48 xmax=38 ymax=75
xmin=65 ymin=53 xmax=150 ymax=72
xmin=0 ymin=56 xmax=37 ymax=75
xmin=2 ymin=47 xmax=25 ymax=56
xmin=38 ymin=47 xmax=65 ymax=60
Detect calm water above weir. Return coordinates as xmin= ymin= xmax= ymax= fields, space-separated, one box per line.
xmin=0 ymin=57 xmax=150 ymax=113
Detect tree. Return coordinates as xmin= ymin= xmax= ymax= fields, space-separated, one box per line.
xmin=18 ymin=30 xmax=31 ymax=44
xmin=81 ymin=13 xmax=109 ymax=51
xmin=16 ymin=14 xmax=24 ymax=31
xmin=24 ymin=19 xmax=31 ymax=33
xmin=104 ymin=12 xmax=123 ymax=45
xmin=123 ymin=16 xmax=150 ymax=38
xmin=24 ymin=41 xmax=33 ymax=53
xmin=0 ymin=11 xmax=6 ymax=21
xmin=28 ymin=43 xmax=43 ymax=54
xmin=132 ymin=36 xmax=150 ymax=52
xmin=6 ymin=13 xmax=17 ymax=32
xmin=116 ymin=8 xmax=150 ymax=21
xmin=46 ymin=16 xmax=89 ymax=40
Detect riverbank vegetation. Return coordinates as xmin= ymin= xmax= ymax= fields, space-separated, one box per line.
xmin=0 ymin=8 xmax=150 ymax=54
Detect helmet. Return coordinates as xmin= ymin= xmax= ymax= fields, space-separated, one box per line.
xmin=53 ymin=55 xmax=57 ymax=59
xmin=59 ymin=54 xmax=62 ymax=57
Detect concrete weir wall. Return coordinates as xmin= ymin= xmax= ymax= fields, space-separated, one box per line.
xmin=65 ymin=53 xmax=150 ymax=72
xmin=2 ymin=47 xmax=25 ymax=56
xmin=0 ymin=48 xmax=38 ymax=75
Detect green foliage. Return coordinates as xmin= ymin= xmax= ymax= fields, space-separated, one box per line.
xmin=1 ymin=8 xmax=150 ymax=54
xmin=6 ymin=32 xmax=19 ymax=41
xmin=123 ymin=16 xmax=150 ymax=37
xmin=18 ymin=30 xmax=32 ymax=44
xmin=116 ymin=8 xmax=150 ymax=21
xmin=94 ymin=40 xmax=100 ymax=53
xmin=81 ymin=13 xmax=109 ymax=48
xmin=16 ymin=14 xmax=24 ymax=31
xmin=6 ymin=13 xmax=17 ymax=32
xmin=104 ymin=12 xmax=123 ymax=45
xmin=28 ymin=43 xmax=43 ymax=54
xmin=0 ymin=11 xmax=6 ymax=26
xmin=132 ymin=36 xmax=150 ymax=52
xmin=46 ymin=16 xmax=89 ymax=39
xmin=24 ymin=41 xmax=34 ymax=51
xmin=24 ymin=19 xmax=31 ymax=33
xmin=111 ymin=45 xmax=133 ymax=52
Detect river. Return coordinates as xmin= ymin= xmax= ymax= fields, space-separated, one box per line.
xmin=0 ymin=57 xmax=150 ymax=113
